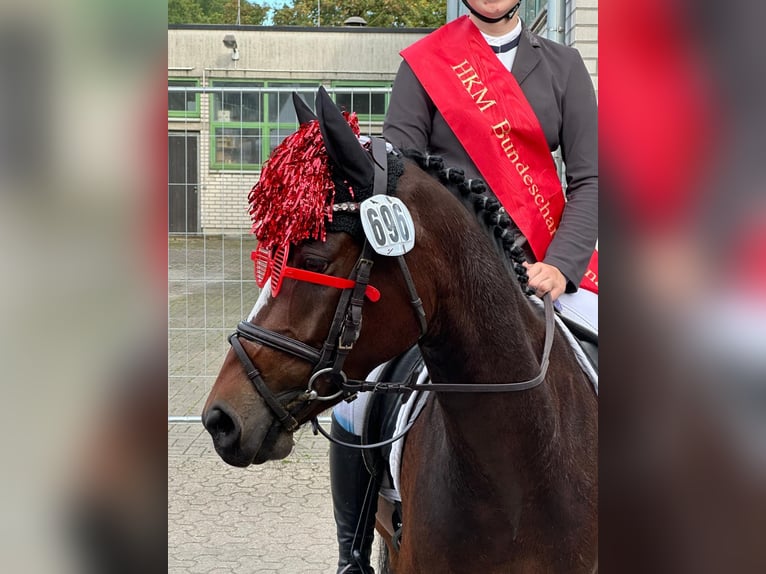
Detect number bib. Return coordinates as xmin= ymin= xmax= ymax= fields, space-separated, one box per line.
xmin=359 ymin=196 xmax=416 ymax=256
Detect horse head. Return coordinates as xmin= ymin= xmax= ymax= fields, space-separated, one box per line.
xmin=202 ymin=88 xmax=436 ymax=466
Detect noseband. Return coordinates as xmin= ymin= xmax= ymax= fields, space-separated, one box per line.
xmin=227 ymin=254 xmax=377 ymax=431
xmin=228 ymin=139 xmax=557 ymax=433
xmin=227 ymin=138 xmax=427 ymax=431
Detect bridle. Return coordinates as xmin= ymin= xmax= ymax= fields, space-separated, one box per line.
xmin=227 ymin=138 xmax=426 ymax=432
xmin=227 ymin=139 xmax=556 ymax=434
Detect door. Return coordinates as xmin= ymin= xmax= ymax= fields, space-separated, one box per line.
xmin=168 ymin=132 xmax=199 ymax=233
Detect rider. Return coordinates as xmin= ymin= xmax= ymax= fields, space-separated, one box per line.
xmin=329 ymin=1 xmax=598 ymax=572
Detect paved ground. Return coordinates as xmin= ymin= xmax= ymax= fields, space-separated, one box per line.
xmin=169 ymin=235 xmax=259 ymax=418
xmin=168 ymin=424 xmax=344 ymax=574
xmin=168 ymin=235 xmax=378 ymax=573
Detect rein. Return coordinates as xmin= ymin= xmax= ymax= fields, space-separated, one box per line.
xmin=227 ymin=139 xmax=556 ymax=438
xmin=341 ymin=293 xmax=555 ymax=394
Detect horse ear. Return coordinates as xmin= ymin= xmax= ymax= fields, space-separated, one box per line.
xmin=292 ymin=92 xmax=317 ymax=125
xmin=315 ymin=86 xmax=374 ymax=192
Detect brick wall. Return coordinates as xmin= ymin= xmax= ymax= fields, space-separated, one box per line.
xmin=197 ymin=89 xmax=254 ymax=232
xmin=566 ymin=0 xmax=598 ymax=96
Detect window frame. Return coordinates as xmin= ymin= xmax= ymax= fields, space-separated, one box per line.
xmin=208 ymin=79 xmax=394 ymax=171
xmin=329 ymin=81 xmax=391 ymax=125
xmin=168 ymin=78 xmax=201 ymax=119
xmin=209 ymin=80 xmax=320 ymax=171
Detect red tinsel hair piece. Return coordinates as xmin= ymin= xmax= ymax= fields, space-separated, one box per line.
xmin=248 ymin=112 xmax=361 ymax=250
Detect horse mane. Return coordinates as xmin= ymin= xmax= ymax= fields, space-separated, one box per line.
xmin=398 ymin=149 xmax=531 ymax=294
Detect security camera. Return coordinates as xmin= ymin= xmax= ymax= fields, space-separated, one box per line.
xmin=222 ymin=34 xmax=237 ymax=50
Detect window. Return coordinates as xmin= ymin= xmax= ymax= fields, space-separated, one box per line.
xmin=524 ymin=0 xmax=546 ymax=27
xmin=213 ymin=127 xmax=261 ymax=167
xmin=168 ymin=78 xmax=200 ymax=118
xmin=331 ymin=82 xmax=390 ymax=127
xmin=209 ymin=80 xmax=319 ymax=170
xmin=265 ymin=82 xmax=319 ymax=156
xmin=208 ymin=80 xmax=394 ymax=170
xmin=267 ymin=85 xmax=317 ymax=123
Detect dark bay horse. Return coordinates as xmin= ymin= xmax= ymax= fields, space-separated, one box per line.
xmin=202 ymin=88 xmax=598 ymax=573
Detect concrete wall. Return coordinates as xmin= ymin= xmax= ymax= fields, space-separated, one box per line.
xmin=168 ymin=26 xmax=429 ymax=82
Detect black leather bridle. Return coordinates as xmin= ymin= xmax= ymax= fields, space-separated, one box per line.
xmin=227 ymin=138 xmax=426 ymax=431
xmin=227 ymin=140 xmax=556 ymax=433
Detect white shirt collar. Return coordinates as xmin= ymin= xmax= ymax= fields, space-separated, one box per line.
xmin=480 ymin=18 xmax=522 ymax=49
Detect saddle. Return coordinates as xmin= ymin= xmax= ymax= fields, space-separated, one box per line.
xmin=355 ymin=346 xmax=424 ymax=551
xmin=357 ymin=318 xmax=597 ymax=550
xmin=557 ymin=311 xmax=598 ymax=371
xmin=359 ymin=346 xmax=424 ymax=478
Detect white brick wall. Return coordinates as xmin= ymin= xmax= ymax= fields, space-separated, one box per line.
xmin=195 ymin=77 xmax=255 ymax=232
xmin=201 ymin=173 xmax=255 ymax=232
xmin=567 ymin=0 xmax=599 ymax=97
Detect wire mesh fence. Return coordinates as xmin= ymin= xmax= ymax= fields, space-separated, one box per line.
xmin=168 ymin=85 xmax=392 ymax=421
xmin=168 ymin=233 xmax=256 ymax=420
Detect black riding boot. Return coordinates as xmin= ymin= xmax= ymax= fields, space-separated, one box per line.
xmin=330 ymin=417 xmax=380 ymax=574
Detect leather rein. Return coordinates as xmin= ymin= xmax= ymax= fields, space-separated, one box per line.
xmin=227 ymin=139 xmax=556 ymax=433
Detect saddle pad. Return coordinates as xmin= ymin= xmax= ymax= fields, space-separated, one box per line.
xmin=529 ymin=296 xmax=599 ymax=395
xmin=332 ymin=364 xmax=385 ymax=435
xmin=557 ymin=288 xmax=598 ymax=340
xmin=380 ymin=369 xmax=431 ymax=503
xmin=333 ymin=346 xmax=423 ymax=436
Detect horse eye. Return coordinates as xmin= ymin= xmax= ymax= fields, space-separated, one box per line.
xmin=303 ymin=257 xmax=328 ymax=273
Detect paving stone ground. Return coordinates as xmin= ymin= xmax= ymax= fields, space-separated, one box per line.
xmin=168 ymin=236 xmax=380 ymax=573
xmin=169 ymin=424 xmax=353 ymax=574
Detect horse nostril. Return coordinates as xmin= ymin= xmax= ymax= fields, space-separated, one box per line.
xmin=204 ymin=407 xmax=222 ymax=428
xmin=203 ymin=406 xmax=240 ymax=449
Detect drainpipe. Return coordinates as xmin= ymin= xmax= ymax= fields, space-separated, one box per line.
xmin=547 ymin=0 xmax=566 ymax=45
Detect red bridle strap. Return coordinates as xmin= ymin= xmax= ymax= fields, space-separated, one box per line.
xmin=281 ymin=266 xmax=381 ymax=302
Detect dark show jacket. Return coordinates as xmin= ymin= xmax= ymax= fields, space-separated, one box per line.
xmin=383 ymin=25 xmax=598 ymax=291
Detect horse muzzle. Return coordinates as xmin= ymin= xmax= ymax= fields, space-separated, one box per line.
xmin=202 ymin=400 xmax=294 ymax=466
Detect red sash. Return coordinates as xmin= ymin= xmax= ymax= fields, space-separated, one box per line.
xmin=402 ymin=16 xmax=598 ymax=294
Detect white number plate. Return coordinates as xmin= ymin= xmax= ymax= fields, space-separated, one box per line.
xmin=359 ymin=196 xmax=416 ymax=256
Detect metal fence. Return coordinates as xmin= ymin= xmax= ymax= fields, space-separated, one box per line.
xmin=168 ymin=233 xmax=256 ymax=421
xmin=168 ymin=86 xmax=393 ymax=421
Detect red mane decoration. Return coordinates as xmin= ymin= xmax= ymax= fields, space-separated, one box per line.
xmin=248 ymin=112 xmax=361 ymax=250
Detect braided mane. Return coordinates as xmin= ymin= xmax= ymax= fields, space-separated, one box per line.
xmin=400 ymin=149 xmax=531 ymax=293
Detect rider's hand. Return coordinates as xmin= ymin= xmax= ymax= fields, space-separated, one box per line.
xmin=522 ymin=262 xmax=567 ymax=301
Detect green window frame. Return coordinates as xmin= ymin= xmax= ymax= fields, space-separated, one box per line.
xmin=264 ymin=81 xmax=322 ymax=168
xmin=208 ymin=80 xmax=394 ymax=171
xmin=330 ymin=81 xmax=391 ymax=125
xmin=209 ymin=80 xmax=320 ymax=171
xmin=168 ymin=78 xmax=200 ymax=118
